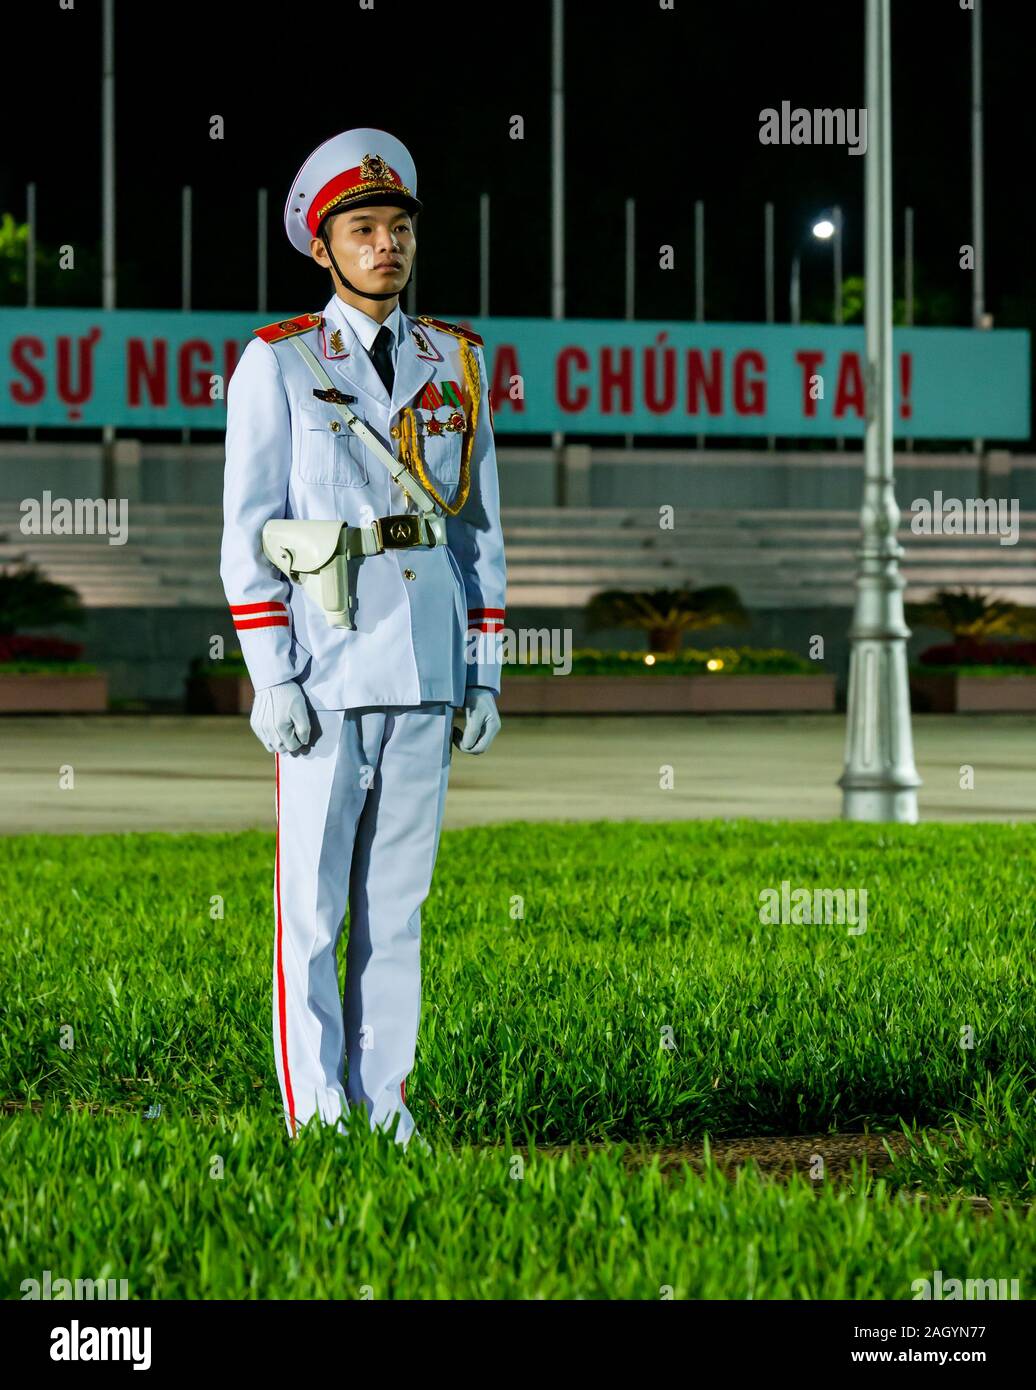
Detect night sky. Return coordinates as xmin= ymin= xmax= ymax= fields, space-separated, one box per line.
xmin=2 ymin=0 xmax=1032 ymax=416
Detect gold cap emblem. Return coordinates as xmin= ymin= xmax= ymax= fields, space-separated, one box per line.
xmin=360 ymin=153 xmax=393 ymax=185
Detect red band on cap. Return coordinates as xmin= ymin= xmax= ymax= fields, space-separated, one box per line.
xmin=308 ymin=163 xmax=409 ymax=234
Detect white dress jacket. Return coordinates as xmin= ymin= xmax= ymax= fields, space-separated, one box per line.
xmin=220 ymin=293 xmax=507 ymax=711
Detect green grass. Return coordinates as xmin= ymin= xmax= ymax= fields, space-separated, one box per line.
xmin=4 ymin=1103 xmax=1032 ymax=1300
xmin=2 ymin=820 xmax=1034 ymax=1297
xmin=0 ymin=662 xmax=98 ymax=674
xmin=514 ymin=645 xmax=817 ymax=675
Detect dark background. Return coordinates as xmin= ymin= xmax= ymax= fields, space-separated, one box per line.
xmin=1 ymin=0 xmax=1031 ymax=436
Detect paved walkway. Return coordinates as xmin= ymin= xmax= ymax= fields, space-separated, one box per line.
xmin=1 ymin=714 xmax=1033 ymax=835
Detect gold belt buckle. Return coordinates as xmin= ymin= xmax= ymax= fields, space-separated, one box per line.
xmin=375 ymin=513 xmax=422 ymax=549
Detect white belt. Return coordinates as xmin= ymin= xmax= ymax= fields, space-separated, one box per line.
xmin=355 ymin=511 xmax=447 ymax=556
xmin=262 ymin=513 xmax=448 ymax=630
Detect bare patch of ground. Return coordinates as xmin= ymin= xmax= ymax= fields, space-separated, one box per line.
xmin=522 ymin=1131 xmax=910 ymax=1179
xmin=515 ymin=1133 xmax=1028 ymax=1212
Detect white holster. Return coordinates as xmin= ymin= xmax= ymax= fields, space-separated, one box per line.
xmin=262 ymin=513 xmax=448 ymax=629
xmin=263 ymin=520 xmax=356 ymax=628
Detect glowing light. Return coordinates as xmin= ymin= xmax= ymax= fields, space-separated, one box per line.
xmin=812 ymin=219 xmax=836 ymax=240
xmin=644 ymin=654 xmax=656 ymax=666
xmin=706 ymin=658 xmax=724 ymax=671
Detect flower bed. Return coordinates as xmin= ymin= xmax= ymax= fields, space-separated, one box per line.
xmin=0 ymin=664 xmax=107 ymax=712
xmin=499 ymin=647 xmax=834 ymax=714
xmin=515 ymin=646 xmax=818 ymax=677
xmin=185 ymin=652 xmax=254 ymax=714
xmin=185 ymin=646 xmax=835 ymax=715
xmin=910 ymin=669 xmax=1036 ymax=713
xmin=0 ymin=635 xmax=107 ymax=712
xmin=910 ymin=640 xmax=1036 ymax=711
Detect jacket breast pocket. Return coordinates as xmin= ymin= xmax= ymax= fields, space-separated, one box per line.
xmin=421 ymin=427 xmax=462 ymax=485
xmin=296 ymin=403 xmax=369 ymax=487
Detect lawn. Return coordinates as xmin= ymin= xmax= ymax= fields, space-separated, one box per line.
xmin=2 ymin=820 xmax=1034 ymax=1298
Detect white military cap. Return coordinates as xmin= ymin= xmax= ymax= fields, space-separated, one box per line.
xmin=283 ymin=128 xmax=422 ymax=256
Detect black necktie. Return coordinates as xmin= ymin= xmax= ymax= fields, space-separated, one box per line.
xmin=369 ymin=324 xmax=395 ymax=396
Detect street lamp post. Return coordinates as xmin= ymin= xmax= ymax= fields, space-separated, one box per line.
xmin=799 ymin=212 xmax=843 ymax=324
xmin=838 ymin=0 xmax=921 ymax=823
xmin=813 ymin=209 xmax=845 ymax=450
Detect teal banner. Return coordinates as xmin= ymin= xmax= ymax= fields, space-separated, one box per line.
xmin=0 ymin=309 xmax=1028 ymax=438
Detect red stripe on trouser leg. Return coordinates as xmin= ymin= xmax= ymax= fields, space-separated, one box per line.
xmin=401 ymin=1078 xmax=406 ymax=1105
xmin=275 ymin=753 xmax=297 ymax=1137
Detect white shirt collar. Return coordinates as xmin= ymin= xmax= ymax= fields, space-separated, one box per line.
xmin=331 ymin=296 xmax=403 ymax=356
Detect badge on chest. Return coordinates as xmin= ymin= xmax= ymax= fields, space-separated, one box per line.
xmin=414 ymin=379 xmax=466 ymax=438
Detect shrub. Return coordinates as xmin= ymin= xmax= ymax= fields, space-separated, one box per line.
xmin=0 ymin=634 xmax=85 ymax=664
xmin=919 ymin=641 xmax=1036 ymax=669
xmin=0 ymin=560 xmax=84 ymax=635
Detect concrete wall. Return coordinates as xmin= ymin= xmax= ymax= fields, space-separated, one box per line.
xmin=2 ymin=441 xmax=1034 ymax=511
xmin=1 ymin=441 xmax=1025 ymax=706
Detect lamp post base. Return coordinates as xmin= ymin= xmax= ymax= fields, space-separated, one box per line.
xmin=839 ymin=784 xmax=919 ymax=823
xmin=838 ymin=624 xmax=921 ymax=825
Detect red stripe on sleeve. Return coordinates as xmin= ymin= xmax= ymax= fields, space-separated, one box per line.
xmin=233 ymin=616 xmax=290 ymax=630
xmin=230 ymin=601 xmax=287 ymax=615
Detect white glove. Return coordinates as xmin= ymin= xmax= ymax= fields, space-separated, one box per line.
xmin=249 ymin=680 xmax=311 ymax=754
xmin=452 ymin=686 xmax=501 ymax=755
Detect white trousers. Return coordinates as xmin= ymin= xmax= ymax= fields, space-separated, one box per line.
xmin=272 ymin=701 xmax=454 ymax=1147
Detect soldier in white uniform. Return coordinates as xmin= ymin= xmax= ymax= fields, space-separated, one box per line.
xmin=219 ymin=128 xmax=506 ymax=1150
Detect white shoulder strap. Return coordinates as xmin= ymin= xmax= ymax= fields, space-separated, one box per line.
xmin=284 ymin=332 xmax=440 ymax=519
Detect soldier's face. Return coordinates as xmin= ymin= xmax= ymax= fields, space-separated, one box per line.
xmin=311 ymin=205 xmax=416 ymax=297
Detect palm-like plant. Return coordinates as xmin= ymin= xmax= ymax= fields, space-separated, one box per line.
xmin=0 ymin=559 xmax=84 ymax=635
xmin=585 ymin=586 xmax=748 ymax=656
xmin=906 ymin=588 xmax=1036 ymax=647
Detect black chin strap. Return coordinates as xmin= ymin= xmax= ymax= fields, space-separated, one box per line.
xmin=320 ymin=226 xmax=413 ymax=303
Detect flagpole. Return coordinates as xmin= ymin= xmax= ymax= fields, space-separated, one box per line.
xmin=551 ymin=0 xmax=565 ymax=501
xmin=101 ymin=0 xmax=116 ymax=473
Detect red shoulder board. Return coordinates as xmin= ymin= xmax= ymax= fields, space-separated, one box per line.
xmin=417 ymin=315 xmax=484 ymax=347
xmin=253 ymin=312 xmax=322 ymax=344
